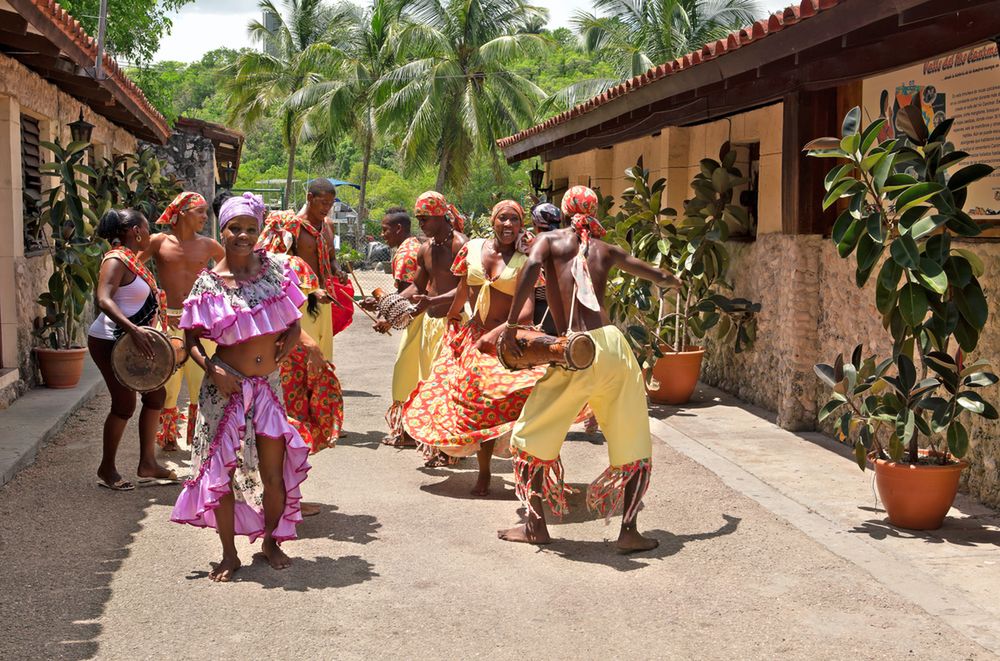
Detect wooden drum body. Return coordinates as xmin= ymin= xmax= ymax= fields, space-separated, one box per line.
xmin=498 ymin=327 xmax=596 ymax=371
xmin=111 ymin=328 xmax=188 ymax=392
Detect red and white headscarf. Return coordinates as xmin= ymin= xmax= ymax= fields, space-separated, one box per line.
xmin=560 ymin=185 xmax=605 ymax=311
xmin=156 ymin=191 xmax=207 ymax=226
xmin=415 ymin=191 xmax=465 ymax=233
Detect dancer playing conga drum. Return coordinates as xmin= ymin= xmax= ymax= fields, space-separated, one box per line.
xmin=88 ymin=209 xmax=178 ymax=490
xmin=171 ymin=194 xmax=311 ymax=581
xmin=497 ymin=186 xmax=681 ymax=551
xmin=140 ymin=191 xmax=223 ymax=451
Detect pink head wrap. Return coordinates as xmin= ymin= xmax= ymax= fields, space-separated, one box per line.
xmin=219 ymin=192 xmax=266 ymax=230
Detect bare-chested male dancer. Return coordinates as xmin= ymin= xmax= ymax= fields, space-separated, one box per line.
xmin=399 ymin=191 xmax=468 ymax=465
xmin=141 ymin=191 xmax=223 ymax=451
xmin=497 ymin=186 xmax=681 ymax=552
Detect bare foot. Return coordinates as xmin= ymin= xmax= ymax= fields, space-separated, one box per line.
xmin=471 ymin=473 xmax=491 ymax=497
xmin=262 ymin=538 xmax=292 ymax=570
xmin=97 ymin=466 xmax=123 ymax=486
xmin=136 ymin=463 xmax=176 ymax=481
xmin=209 ymin=554 xmax=241 ymax=582
xmin=497 ymin=523 xmax=552 ymax=545
xmin=161 ymin=441 xmax=181 ymax=452
xmin=616 ymin=527 xmax=659 ymax=553
xmin=300 ymin=502 xmax=322 ymax=517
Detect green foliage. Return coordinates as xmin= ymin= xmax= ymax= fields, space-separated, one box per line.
xmin=807 ymin=107 xmax=997 ymax=465
xmin=59 ymin=0 xmax=193 ymax=63
xmin=603 ymin=149 xmax=760 ymax=371
xmin=33 ymin=140 xmax=105 ymax=349
xmin=92 ymin=149 xmax=182 ymax=222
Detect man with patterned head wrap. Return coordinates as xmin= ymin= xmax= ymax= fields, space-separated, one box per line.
xmin=139 ymin=191 xmax=223 ymax=451
xmin=496 ymin=185 xmax=682 ymax=553
xmin=396 ymin=191 xmax=469 ymax=464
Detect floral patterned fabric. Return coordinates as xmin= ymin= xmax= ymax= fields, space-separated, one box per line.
xmin=414 ymin=191 xmax=465 ymax=232
xmin=392 ymin=236 xmax=422 ymax=284
xmin=280 ymin=346 xmax=343 ymax=453
xmin=156 ymin=191 xmax=207 ymax=226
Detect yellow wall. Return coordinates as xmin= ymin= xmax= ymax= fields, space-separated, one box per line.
xmin=546 ymin=103 xmax=784 ymax=235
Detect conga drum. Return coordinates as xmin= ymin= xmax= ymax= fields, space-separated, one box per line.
xmin=497 ymin=327 xmax=596 ymax=371
xmin=111 ymin=328 xmax=188 ymax=392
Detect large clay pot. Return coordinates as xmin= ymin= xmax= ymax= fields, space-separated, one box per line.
xmin=35 ymin=347 xmax=87 ymax=389
xmin=873 ymin=451 xmax=967 ymax=530
xmin=647 ymin=346 xmax=705 ymax=405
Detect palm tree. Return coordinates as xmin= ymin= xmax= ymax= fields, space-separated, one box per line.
xmin=225 ymin=0 xmax=350 ymax=205
xmin=290 ymin=0 xmax=405 ymax=223
xmin=378 ymin=0 xmax=547 ymax=192
xmin=574 ymin=0 xmax=762 ymax=80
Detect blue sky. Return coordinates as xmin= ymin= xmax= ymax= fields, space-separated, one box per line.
xmin=154 ymin=0 xmax=792 ymax=62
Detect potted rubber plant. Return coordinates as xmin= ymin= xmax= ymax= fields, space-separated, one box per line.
xmin=807 ymin=106 xmax=998 ymax=530
xmin=605 ymin=148 xmax=760 ymax=404
xmin=33 ymin=139 xmax=104 ymax=388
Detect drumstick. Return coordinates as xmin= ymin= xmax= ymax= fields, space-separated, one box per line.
xmin=345 ymin=262 xmax=367 ymax=299
xmin=350 ymin=297 xmax=392 ymax=335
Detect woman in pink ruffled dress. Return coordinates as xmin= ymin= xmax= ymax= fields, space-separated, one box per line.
xmin=171 ymin=193 xmax=311 ymax=582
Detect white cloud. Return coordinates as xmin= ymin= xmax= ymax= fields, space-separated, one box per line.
xmin=154 ymin=0 xmax=799 ymax=62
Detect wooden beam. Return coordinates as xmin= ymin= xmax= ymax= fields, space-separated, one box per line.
xmin=0 ymin=30 xmax=62 ymax=57
xmin=781 ymin=88 xmax=839 ymax=235
xmin=0 ymin=10 xmax=29 ymax=34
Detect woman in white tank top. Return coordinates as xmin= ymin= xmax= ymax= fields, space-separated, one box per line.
xmin=87 ymin=209 xmax=177 ymax=491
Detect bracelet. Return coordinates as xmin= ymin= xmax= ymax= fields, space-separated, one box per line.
xmin=505 ymin=323 xmax=538 ymax=332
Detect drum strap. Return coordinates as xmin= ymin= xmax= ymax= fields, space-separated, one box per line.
xmin=111 ymin=293 xmax=159 ymax=340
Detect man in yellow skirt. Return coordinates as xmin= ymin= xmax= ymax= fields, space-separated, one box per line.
xmin=497 ymin=186 xmax=681 ymax=553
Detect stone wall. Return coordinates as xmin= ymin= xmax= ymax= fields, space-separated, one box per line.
xmin=142 ymin=132 xmax=216 ymax=212
xmin=703 ymin=234 xmax=1000 ymax=508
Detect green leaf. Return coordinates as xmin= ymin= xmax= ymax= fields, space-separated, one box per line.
xmin=854 ymin=441 xmax=868 ymax=471
xmin=866 ymin=214 xmax=887 ymax=243
xmin=947 ymin=163 xmax=993 ymax=191
xmin=890 ymin=233 xmax=920 ymax=268
xmin=815 ymin=363 xmax=837 ymax=388
xmin=954 ymin=249 xmax=985 ymax=277
xmin=954 ymin=317 xmax=980 ymax=352
xmin=925 ymin=233 xmax=951 ymax=264
xmin=804 ymin=137 xmax=844 ymax=152
xmin=824 ymin=164 xmax=853 ymax=192
xmin=876 ymin=259 xmax=902 ymax=292
xmin=908 ymin=214 xmax=947 ymax=239
xmin=841 ymin=134 xmax=861 ymax=155
xmin=873 ymin=151 xmax=896 ymax=189
xmin=842 ymin=106 xmax=861 ymax=137
xmin=947 ymin=420 xmax=969 ymax=458
xmin=897 ymin=353 xmax=917 ymax=392
xmin=943 ymin=256 xmax=973 ymax=288
xmin=819 ymin=399 xmax=844 ymax=421
xmin=888 ymin=433 xmax=904 ymax=462
xmin=955 ymin=280 xmax=988 ymax=329
xmin=916 ymin=258 xmax=948 ymax=294
xmin=898 ymin=283 xmax=928 ymax=327
xmin=861 ymin=119 xmax=887 ymax=154
xmin=957 ymin=394 xmax=985 ymax=414
xmin=965 ymin=372 xmax=999 ymax=387
xmin=875 ymin=279 xmax=897 ymax=314
xmin=895 ymin=182 xmax=944 ymax=213
xmin=823 ymin=179 xmax=857 ymax=210
xmin=856 ymin=233 xmax=883 ymax=273
xmin=836 ymin=218 xmax=864 ymax=258
xmin=896 ymin=409 xmax=916 ymax=444
xmin=945 ymin=212 xmax=982 ymax=237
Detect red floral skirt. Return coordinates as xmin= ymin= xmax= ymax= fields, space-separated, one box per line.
xmin=402 ymin=321 xmax=545 ymax=457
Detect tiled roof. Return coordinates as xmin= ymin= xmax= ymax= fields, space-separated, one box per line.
xmin=497 ymin=0 xmax=842 ymax=150
xmin=11 ymin=0 xmax=170 ymax=142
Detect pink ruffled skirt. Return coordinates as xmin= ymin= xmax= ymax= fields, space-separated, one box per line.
xmin=171 ymin=360 xmax=311 ymax=542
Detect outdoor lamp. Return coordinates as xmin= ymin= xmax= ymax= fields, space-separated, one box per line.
xmin=68 ymin=109 xmax=94 ymax=144
xmin=218 ymin=161 xmax=237 ymax=189
xmin=528 ymin=160 xmax=553 ymax=196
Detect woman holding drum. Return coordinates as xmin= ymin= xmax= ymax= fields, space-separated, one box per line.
xmin=170 ymin=193 xmax=311 ymax=582
xmin=88 ymin=209 xmax=179 ymax=491
xmin=402 ymin=200 xmax=551 ymax=497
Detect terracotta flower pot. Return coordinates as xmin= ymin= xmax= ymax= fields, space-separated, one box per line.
xmin=873 ymin=450 xmax=967 ymax=530
xmin=35 ymin=347 xmax=87 ymax=389
xmin=647 ymin=346 xmax=705 ymax=405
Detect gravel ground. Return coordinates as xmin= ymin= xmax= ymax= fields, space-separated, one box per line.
xmin=0 ymin=322 xmax=991 ymax=660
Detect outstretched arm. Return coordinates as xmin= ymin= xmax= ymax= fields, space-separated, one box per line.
xmin=608 ymin=244 xmax=682 ymax=290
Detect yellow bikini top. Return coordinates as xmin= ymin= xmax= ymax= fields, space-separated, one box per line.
xmin=462 ymin=238 xmax=526 ymax=321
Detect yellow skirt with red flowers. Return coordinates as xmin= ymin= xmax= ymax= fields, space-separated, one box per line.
xmin=401 ymin=321 xmax=545 ymax=457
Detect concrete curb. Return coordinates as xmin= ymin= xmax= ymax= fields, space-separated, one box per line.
xmin=650 ymin=414 xmax=1000 ymax=656
xmin=0 ymin=357 xmax=103 ymax=487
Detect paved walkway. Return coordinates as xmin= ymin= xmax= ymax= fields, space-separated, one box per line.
xmin=0 ymin=322 xmax=998 ymax=659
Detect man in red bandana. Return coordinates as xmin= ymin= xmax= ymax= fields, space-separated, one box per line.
xmin=399 ymin=191 xmax=469 ymax=466
xmin=497 ymin=185 xmax=682 ymax=552
xmin=141 ymin=191 xmax=223 ymax=451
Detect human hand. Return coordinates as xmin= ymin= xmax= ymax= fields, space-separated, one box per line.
xmin=499 ymin=324 xmax=522 ymax=359
xmin=275 ymin=324 xmax=301 ymax=363
xmin=305 ymin=345 xmax=325 ymax=373
xmin=659 ymin=271 xmax=683 ymax=290
xmin=209 ymin=365 xmax=242 ymax=398
xmin=412 ymin=294 xmax=430 ymax=314
xmin=373 ymin=319 xmax=392 ymax=334
xmin=128 ymin=325 xmax=157 ymax=360
xmin=475 ymin=324 xmax=504 ymax=356
xmin=359 ymin=296 xmax=378 ymax=312
xmin=313 ymin=288 xmax=333 ymax=304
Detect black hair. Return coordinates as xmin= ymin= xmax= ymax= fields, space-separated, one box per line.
xmin=383 ymin=206 xmax=411 ymax=230
xmin=96 ymin=208 xmax=146 ymax=244
xmin=307 ymin=178 xmax=337 ymax=197
xmin=212 ymin=190 xmax=233 ymax=219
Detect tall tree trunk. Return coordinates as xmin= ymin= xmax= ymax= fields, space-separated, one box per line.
xmin=357 ymin=114 xmax=373 ymax=239
xmin=435 ymin=149 xmax=450 ymax=192
xmin=284 ymin=132 xmax=297 ymax=211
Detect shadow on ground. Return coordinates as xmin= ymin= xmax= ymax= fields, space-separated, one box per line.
xmin=539 ymin=514 xmax=742 ymax=571
xmin=335 ymin=429 xmax=384 ymax=450
xmin=849 ymin=516 xmax=1000 ymax=547
xmin=296 ymin=503 xmax=382 ymax=544
xmin=185 ymin=553 xmax=378 ymax=591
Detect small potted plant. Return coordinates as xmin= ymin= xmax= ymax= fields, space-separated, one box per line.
xmin=605 ymin=147 xmax=760 ymax=404
xmin=33 ymin=139 xmax=104 ymax=388
xmin=807 ymin=106 xmax=997 ymax=530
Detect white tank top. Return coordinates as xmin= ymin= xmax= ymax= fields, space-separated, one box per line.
xmin=88 ymin=274 xmax=152 ymax=340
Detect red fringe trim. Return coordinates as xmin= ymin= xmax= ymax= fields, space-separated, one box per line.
xmin=586 ymin=458 xmax=652 ymax=523
xmin=384 ymin=401 xmax=403 ymax=444
xmin=512 ymin=448 xmax=575 ymax=518
xmin=186 ymin=403 xmax=198 ymax=446
xmin=156 ymin=407 xmax=185 ymax=448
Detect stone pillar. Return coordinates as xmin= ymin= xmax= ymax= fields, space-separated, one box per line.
xmin=0 ymin=94 xmax=22 ymax=370
xmin=776 ymin=234 xmax=823 ymax=430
